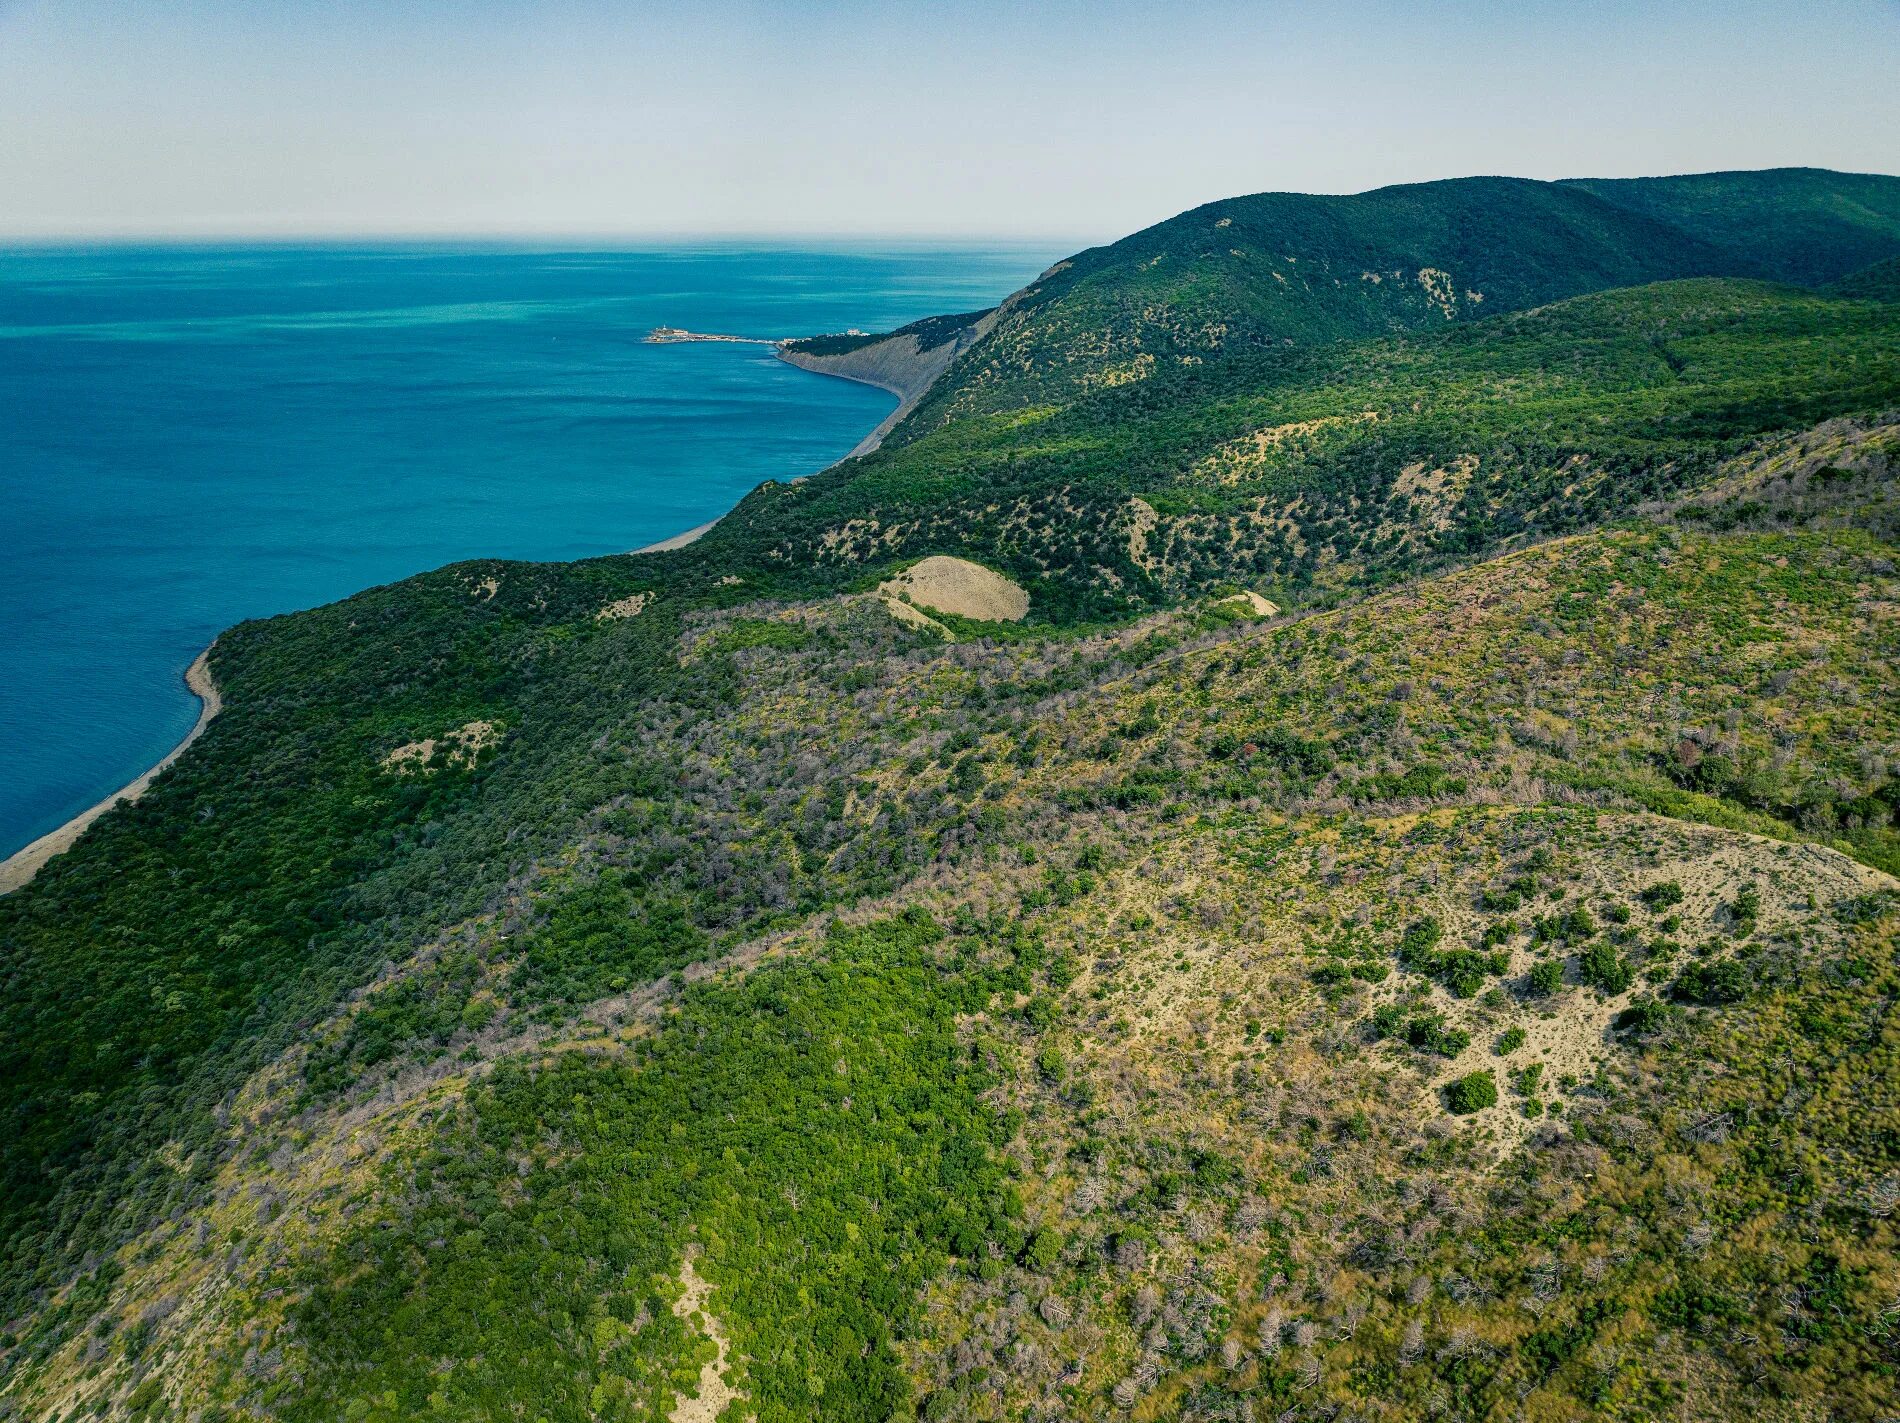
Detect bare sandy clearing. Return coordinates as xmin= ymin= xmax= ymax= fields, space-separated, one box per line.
xmin=670 ymin=1246 xmax=745 ymax=1423
xmin=878 ymin=555 xmax=1028 ymax=622
xmin=381 ymin=719 xmax=501 ymax=775
xmin=1216 ymin=591 xmax=1280 ymax=616
xmin=595 ymin=592 xmax=650 ymax=621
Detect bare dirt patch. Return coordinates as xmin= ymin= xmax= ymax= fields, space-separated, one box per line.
xmin=595 ymin=592 xmax=650 ymax=622
xmin=381 ymin=720 xmax=501 ymax=775
xmin=670 ymin=1246 xmax=745 ymax=1423
xmin=879 ymin=555 xmax=1029 ymax=622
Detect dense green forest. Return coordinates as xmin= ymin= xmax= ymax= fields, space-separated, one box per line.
xmin=1 ymin=167 xmax=1897 ymax=1422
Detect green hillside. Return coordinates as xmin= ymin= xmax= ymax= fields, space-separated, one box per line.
xmin=1563 ymin=166 xmax=1900 ymax=285
xmin=1829 ymin=254 xmax=1900 ymax=301
xmin=1 ymin=169 xmax=1897 ymax=1422
xmin=705 ymin=276 xmax=1899 ymax=621
xmin=883 ymin=168 xmax=1900 ymax=435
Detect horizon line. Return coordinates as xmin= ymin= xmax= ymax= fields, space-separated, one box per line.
xmin=0 ymin=228 xmax=1094 ymax=248
xmin=8 ymin=163 xmax=1896 ymax=252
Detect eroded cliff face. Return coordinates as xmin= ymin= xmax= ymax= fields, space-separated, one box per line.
xmin=778 ymin=309 xmax=996 ymax=456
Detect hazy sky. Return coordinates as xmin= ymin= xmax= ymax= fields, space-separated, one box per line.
xmin=3 ymin=0 xmax=1896 ymax=240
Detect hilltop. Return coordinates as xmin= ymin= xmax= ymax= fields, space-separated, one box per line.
xmin=0 ymin=168 xmax=1897 ymax=1423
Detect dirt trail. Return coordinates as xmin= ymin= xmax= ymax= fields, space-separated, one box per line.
xmin=670 ymin=1246 xmax=744 ymax=1423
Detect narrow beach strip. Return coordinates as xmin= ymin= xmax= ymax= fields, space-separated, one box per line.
xmin=633 ymin=518 xmax=720 ymax=554
xmin=0 ymin=646 xmax=222 ymax=895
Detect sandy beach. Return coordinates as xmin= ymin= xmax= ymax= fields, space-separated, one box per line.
xmin=0 ymin=646 xmax=222 ymax=896
xmin=633 ymin=518 xmax=720 ymax=554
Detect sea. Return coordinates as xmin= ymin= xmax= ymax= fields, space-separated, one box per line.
xmin=0 ymin=240 xmax=1065 ymax=860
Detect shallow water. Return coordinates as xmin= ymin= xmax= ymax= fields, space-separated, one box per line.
xmin=0 ymin=240 xmax=1062 ymax=857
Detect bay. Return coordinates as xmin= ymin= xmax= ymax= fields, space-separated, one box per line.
xmin=0 ymin=240 xmax=1062 ymax=857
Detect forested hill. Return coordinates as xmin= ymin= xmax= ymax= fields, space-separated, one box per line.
xmin=1560 ymin=167 xmax=1900 ymax=285
xmin=881 ymin=168 xmax=1900 ymax=435
xmin=1 ymin=169 xmax=1898 ymax=1422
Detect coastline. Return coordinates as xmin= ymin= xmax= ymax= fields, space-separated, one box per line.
xmin=0 ymin=315 xmax=960 ymax=886
xmin=1 ymin=340 xmax=896 ymax=889
xmin=0 ymin=646 xmax=222 ymax=896
xmin=633 ymin=518 xmax=722 ymax=554
xmin=631 ymin=312 xmax=991 ymax=555
xmin=775 ymin=312 xmax=992 ymax=459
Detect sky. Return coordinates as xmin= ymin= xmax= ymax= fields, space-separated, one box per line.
xmin=2 ymin=0 xmax=1897 ymax=242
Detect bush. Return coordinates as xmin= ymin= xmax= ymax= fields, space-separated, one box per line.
xmin=1614 ymin=996 xmax=1676 ymax=1035
xmin=1368 ymin=1004 xmax=1406 ymax=1040
xmin=1398 ymin=917 xmax=1444 ymax=959
xmin=1495 ymin=1026 xmax=1527 ymax=1055
xmin=1640 ymin=880 xmax=1684 ymax=911
xmin=1578 ymin=941 xmax=1635 ymax=994
xmin=1445 ymin=1070 xmax=1499 ymax=1114
xmin=1527 ymin=959 xmax=1565 ymax=996
xmin=1533 ymin=906 xmax=1597 ymax=944
xmin=1672 ymin=958 xmax=1750 ymax=1005
xmin=1402 ymin=1012 xmax=1471 ymax=1057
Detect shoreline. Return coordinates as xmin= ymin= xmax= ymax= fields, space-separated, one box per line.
xmin=0 ymin=343 xmax=885 ymax=887
xmin=633 ymin=314 xmax=988 ymax=554
xmin=629 ymin=349 xmax=911 ymax=555
xmin=0 ymin=645 xmax=222 ymax=896
xmin=633 ymin=518 xmax=722 ymax=554
xmin=0 ymin=313 xmax=966 ymax=893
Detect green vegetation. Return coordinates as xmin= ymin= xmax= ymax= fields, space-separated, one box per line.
xmin=1578 ymin=939 xmax=1636 ymax=995
xmin=782 ymin=307 xmax=993 ymax=359
xmin=1444 ymin=1070 xmax=1499 ymax=1114
xmin=1640 ymin=879 xmax=1684 ymax=911
xmin=1527 ymin=959 xmax=1566 ymax=997
xmin=285 ymin=911 xmax=1020 ymax=1423
xmin=1 ymin=166 xmax=1897 ymax=1421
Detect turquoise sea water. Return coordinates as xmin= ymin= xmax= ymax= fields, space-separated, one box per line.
xmin=0 ymin=241 xmax=1062 ymax=859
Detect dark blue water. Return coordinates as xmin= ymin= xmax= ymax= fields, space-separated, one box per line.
xmin=0 ymin=241 xmax=1061 ymax=858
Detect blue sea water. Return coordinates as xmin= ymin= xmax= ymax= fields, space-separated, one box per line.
xmin=0 ymin=241 xmax=1063 ymax=859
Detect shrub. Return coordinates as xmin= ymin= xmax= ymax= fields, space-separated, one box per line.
xmin=1495 ymin=1026 xmax=1527 ymax=1055
xmin=1402 ymin=1012 xmax=1471 ymax=1057
xmin=1614 ymin=996 xmax=1676 ymax=1035
xmin=1532 ymin=906 xmax=1596 ymax=944
xmin=1672 ymin=958 xmax=1750 ymax=1005
xmin=1368 ymin=1003 xmax=1406 ymax=1040
xmin=1024 ymin=1229 xmax=1064 ymax=1271
xmin=1425 ymin=949 xmax=1498 ymax=998
xmin=1527 ymin=959 xmax=1565 ymax=996
xmin=1640 ymin=880 xmax=1684 ymax=911
xmin=1398 ymin=917 xmax=1444 ymax=959
xmin=1445 ymin=1071 xmax=1499 ymax=1114
xmin=1578 ymin=941 xmax=1635 ymax=994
